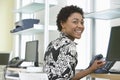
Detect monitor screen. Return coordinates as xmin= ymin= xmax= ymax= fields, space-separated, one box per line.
xmin=106 ymin=26 xmax=120 ymax=61
xmin=25 ymin=40 xmax=39 ymax=66
xmin=0 ymin=53 xmax=9 ymax=65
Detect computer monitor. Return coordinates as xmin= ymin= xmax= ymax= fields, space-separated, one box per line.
xmin=0 ymin=53 xmax=9 ymax=65
xmin=25 ymin=40 xmax=39 ymax=66
xmin=106 ymin=26 xmax=120 ymax=61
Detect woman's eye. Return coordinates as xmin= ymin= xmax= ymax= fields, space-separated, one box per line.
xmin=73 ymin=20 xmax=78 ymax=24
xmin=73 ymin=20 xmax=84 ymax=25
xmin=81 ymin=21 xmax=84 ymax=25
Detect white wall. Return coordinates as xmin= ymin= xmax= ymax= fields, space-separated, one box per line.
xmin=0 ymin=0 xmax=15 ymax=52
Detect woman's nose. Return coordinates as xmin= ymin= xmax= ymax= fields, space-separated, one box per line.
xmin=78 ymin=23 xmax=84 ymax=28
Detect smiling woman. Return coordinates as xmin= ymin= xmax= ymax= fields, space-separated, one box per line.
xmin=0 ymin=0 xmax=15 ymax=52
xmin=43 ymin=5 xmax=105 ymax=80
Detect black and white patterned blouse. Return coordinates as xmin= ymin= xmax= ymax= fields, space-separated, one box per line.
xmin=43 ymin=32 xmax=78 ymax=80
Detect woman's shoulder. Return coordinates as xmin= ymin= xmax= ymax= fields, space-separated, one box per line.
xmin=47 ymin=36 xmax=70 ymax=48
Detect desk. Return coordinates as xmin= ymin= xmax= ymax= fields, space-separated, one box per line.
xmin=19 ymin=72 xmax=48 ymax=80
xmin=6 ymin=67 xmax=48 ymax=80
xmin=5 ymin=68 xmax=25 ymax=80
xmin=89 ymin=73 xmax=120 ymax=80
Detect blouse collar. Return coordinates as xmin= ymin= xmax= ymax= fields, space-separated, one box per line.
xmin=60 ymin=32 xmax=77 ymax=45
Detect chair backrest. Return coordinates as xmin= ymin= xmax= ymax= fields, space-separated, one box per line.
xmin=0 ymin=53 xmax=9 ymax=65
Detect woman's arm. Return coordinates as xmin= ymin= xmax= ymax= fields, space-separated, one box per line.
xmin=72 ymin=60 xmax=106 ymax=80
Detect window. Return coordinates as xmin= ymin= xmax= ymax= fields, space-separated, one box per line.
xmin=15 ymin=0 xmax=92 ymax=70
xmin=95 ymin=0 xmax=111 ymax=57
xmin=15 ymin=0 xmax=35 ymax=59
xmin=15 ymin=0 xmax=111 ymax=72
xmin=67 ymin=0 xmax=91 ymax=69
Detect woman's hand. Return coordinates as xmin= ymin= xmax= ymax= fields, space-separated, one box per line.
xmin=88 ymin=60 xmax=106 ymax=72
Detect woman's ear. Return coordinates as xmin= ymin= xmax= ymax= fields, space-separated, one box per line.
xmin=60 ymin=22 xmax=66 ymax=32
xmin=60 ymin=21 xmax=65 ymax=29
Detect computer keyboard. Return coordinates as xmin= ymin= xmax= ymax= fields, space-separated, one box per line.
xmin=103 ymin=61 xmax=115 ymax=71
xmin=109 ymin=69 xmax=120 ymax=74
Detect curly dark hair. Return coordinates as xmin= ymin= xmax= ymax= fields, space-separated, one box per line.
xmin=56 ymin=5 xmax=84 ymax=31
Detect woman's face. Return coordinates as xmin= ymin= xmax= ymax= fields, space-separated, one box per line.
xmin=61 ymin=12 xmax=84 ymax=40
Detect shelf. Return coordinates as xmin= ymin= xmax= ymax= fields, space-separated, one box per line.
xmin=15 ymin=0 xmax=57 ymax=13
xmin=13 ymin=24 xmax=57 ymax=35
xmin=84 ymin=8 xmax=120 ymax=20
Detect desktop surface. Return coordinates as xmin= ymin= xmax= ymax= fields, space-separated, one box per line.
xmin=90 ymin=73 xmax=120 ymax=80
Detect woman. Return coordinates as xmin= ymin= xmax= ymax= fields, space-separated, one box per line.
xmin=43 ymin=5 xmax=105 ymax=80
